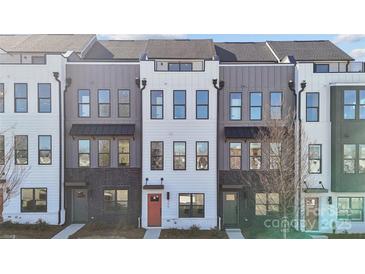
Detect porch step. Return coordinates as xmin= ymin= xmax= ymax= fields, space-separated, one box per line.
xmin=226 ymin=229 xmax=245 ymax=239
xmin=144 ymin=228 xmax=161 ymax=239
xmin=52 ymin=224 xmax=85 ymax=239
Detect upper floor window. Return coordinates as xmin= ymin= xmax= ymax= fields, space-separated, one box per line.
xmin=78 ymin=89 xmax=90 ymax=117
xmin=38 ymin=135 xmax=52 ymax=165
xmin=104 ymin=189 xmax=128 ymax=213
xmin=151 ymin=141 xmax=163 ymax=170
xmin=38 ymin=83 xmax=51 ymax=113
xmin=306 ymin=92 xmax=319 ymax=122
xmin=78 ymin=139 xmax=90 ymax=167
xmin=344 ymin=144 xmax=356 ymax=174
xmin=98 ymin=89 xmax=110 ymax=117
xmin=168 ymin=62 xmax=192 ymax=72
xmin=270 ymin=92 xmax=282 ymax=119
xmin=0 ymin=83 xmax=4 ymax=113
xmin=229 ymin=142 xmax=241 ymax=170
xmin=308 ymin=144 xmax=321 ymax=174
xmin=173 ymin=90 xmax=186 ymax=119
xmin=21 ymin=188 xmax=47 ymax=212
xmin=151 ymin=90 xmax=163 ymax=119
xmin=179 ymin=193 xmax=204 ymax=218
xmin=196 ymin=141 xmax=209 ymax=170
xmin=249 ymin=142 xmax=261 ymax=170
xmin=229 ymin=92 xmax=242 ymax=120
xmin=338 ymin=197 xmax=364 ymax=222
xmin=15 ymin=135 xmax=28 ymax=165
xmin=0 ymin=135 xmax=4 ymax=165
xmin=118 ymin=140 xmax=130 ymax=167
xmin=314 ymin=63 xmax=329 ymax=73
xmin=250 ymin=92 xmax=262 ymax=120
xmin=360 ymin=90 xmax=365 ymax=119
xmin=118 ymin=89 xmax=130 ymax=118
xmin=196 ymin=90 xmax=209 ymax=119
xmin=270 ymin=143 xmax=281 ymax=169
xmin=14 ymin=83 xmax=28 ymax=113
xmin=98 ymin=139 xmax=110 ymax=167
xmin=344 ymin=90 xmax=356 ymax=120
xmin=173 ymin=141 xmax=186 ymax=170
xmin=359 ymin=145 xmax=365 ymax=173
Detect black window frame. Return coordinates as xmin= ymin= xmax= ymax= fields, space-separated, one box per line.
xmin=98 ymin=89 xmax=111 ymax=118
xmin=103 ymin=189 xmax=128 ymax=213
xmin=14 ymin=135 xmax=28 ymax=165
xmin=150 ymin=90 xmax=164 ymax=120
xmin=359 ymin=144 xmax=365 ymax=174
xmin=314 ymin=63 xmax=330 ymax=73
xmin=360 ymin=90 xmax=365 ymax=120
xmin=151 ymin=141 xmax=164 ymax=170
xmin=168 ymin=62 xmax=193 ymax=72
xmin=118 ymin=89 xmax=131 ymax=118
xmin=0 ymin=135 xmax=4 ymax=165
xmin=196 ymin=90 xmax=209 ymax=120
xmin=78 ymin=89 xmax=91 ymax=118
xmin=0 ymin=83 xmax=4 ymax=113
xmin=306 ymin=92 xmax=320 ymax=122
xmin=337 ymin=197 xmax=364 ymax=222
xmin=38 ymin=135 xmax=52 ymax=165
xmin=249 ymin=92 xmax=262 ymax=121
xmin=229 ymin=142 xmax=242 ymax=170
xmin=173 ymin=90 xmax=186 ymax=119
xmin=343 ymin=144 xmax=357 ymax=174
xmin=98 ymin=139 xmax=111 ymax=167
xmin=178 ymin=193 xmax=205 ymax=218
xmin=14 ymin=83 xmax=28 ymax=113
xmin=229 ymin=92 xmax=242 ymax=120
xmin=308 ymin=144 xmax=322 ymax=174
xmin=249 ymin=142 xmax=262 ymax=170
xmin=37 ymin=83 xmax=52 ymax=113
xmin=118 ymin=139 xmax=130 ymax=167
xmin=78 ymin=139 xmax=91 ymax=168
xmin=269 ymin=142 xmax=281 ymax=170
xmin=173 ymin=141 xmax=186 ymax=170
xmin=196 ymin=141 xmax=209 ymax=170
xmin=255 ymin=193 xmax=280 ymax=216
xmin=20 ymin=188 xmax=47 ymax=213
xmin=270 ymin=91 xmax=283 ymax=120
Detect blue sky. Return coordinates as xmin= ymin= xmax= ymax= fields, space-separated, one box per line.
xmin=98 ymin=34 xmax=365 ymax=60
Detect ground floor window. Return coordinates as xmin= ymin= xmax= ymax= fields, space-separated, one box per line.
xmin=179 ymin=193 xmax=204 ymax=218
xmin=338 ymin=197 xmax=364 ymax=221
xmin=21 ymin=188 xmax=47 ymax=212
xmin=103 ymin=189 xmax=128 ymax=213
xmin=255 ymin=193 xmax=279 ymax=216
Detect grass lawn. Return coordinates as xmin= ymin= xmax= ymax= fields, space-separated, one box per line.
xmin=0 ymin=221 xmax=64 ymax=239
xmin=325 ymin=233 xmax=365 ymax=239
xmin=69 ymin=222 xmax=145 ymax=239
xmin=242 ymin=228 xmax=312 ymax=239
xmin=160 ymin=228 xmax=228 ymax=239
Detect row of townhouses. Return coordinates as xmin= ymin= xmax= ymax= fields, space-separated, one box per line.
xmin=1 ymin=35 xmax=365 ymax=233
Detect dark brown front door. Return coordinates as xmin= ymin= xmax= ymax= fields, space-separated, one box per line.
xmin=148 ymin=194 xmax=161 ymax=227
xmin=305 ymin=198 xmax=319 ymax=231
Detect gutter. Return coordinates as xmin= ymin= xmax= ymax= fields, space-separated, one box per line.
xmin=213 ymin=78 xmax=224 ymax=230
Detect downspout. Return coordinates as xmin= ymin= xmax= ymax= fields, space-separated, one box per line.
xmin=213 ymin=78 xmax=224 ymax=230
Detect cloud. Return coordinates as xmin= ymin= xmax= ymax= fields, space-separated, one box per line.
xmin=333 ymin=34 xmax=365 ymax=44
xmin=350 ymin=48 xmax=365 ymax=60
xmin=98 ymin=34 xmax=188 ymax=40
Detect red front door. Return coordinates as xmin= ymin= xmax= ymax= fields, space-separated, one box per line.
xmin=148 ymin=194 xmax=161 ymax=227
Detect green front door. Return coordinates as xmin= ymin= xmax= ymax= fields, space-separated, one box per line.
xmin=223 ymin=192 xmax=239 ymax=227
xmin=72 ymin=189 xmax=88 ymax=223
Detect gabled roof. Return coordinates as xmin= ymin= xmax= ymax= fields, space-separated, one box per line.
xmin=267 ymin=40 xmax=354 ymax=61
xmin=96 ymin=40 xmax=147 ymax=60
xmin=215 ymin=42 xmax=277 ymax=62
xmin=0 ymin=34 xmax=95 ymax=53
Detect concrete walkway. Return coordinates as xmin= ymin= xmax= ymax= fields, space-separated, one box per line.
xmin=143 ymin=228 xmax=161 ymax=239
xmin=226 ymin=229 xmax=245 ymax=239
xmin=52 ymin=224 xmax=85 ymax=239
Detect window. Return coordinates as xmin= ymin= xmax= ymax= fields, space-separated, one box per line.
xmin=118 ymin=140 xmax=130 ymax=167
xmin=255 ymin=193 xmax=280 ymax=216
xmin=360 ymin=90 xmax=365 ymax=119
xmin=249 ymin=143 xmax=261 ymax=170
xmin=38 ymin=83 xmax=51 ymax=113
xmin=0 ymin=135 xmax=4 ymax=165
xmin=104 ymin=189 xmax=128 ymax=213
xmin=309 ymin=144 xmax=322 ymax=174
xmin=229 ymin=92 xmax=242 ymax=120
xmin=306 ymin=92 xmax=320 ymax=122
xmin=270 ymin=143 xmax=281 ymax=169
xmin=78 ymin=89 xmax=90 ymax=117
xmin=168 ymin=62 xmax=192 ymax=72
xmin=14 ymin=83 xmax=28 ymax=113
xmin=179 ymin=193 xmax=204 ymax=218
xmin=344 ymin=90 xmax=356 ymax=120
xmin=78 ymin=139 xmax=90 ymax=167
xmin=98 ymin=139 xmax=110 ymax=167
xmin=151 ymin=141 xmax=163 ymax=170
xmin=250 ymin=92 xmax=262 ymax=120
xmin=151 ymin=90 xmax=163 ymax=119
xmin=344 ymin=144 xmax=356 ymax=174
xmin=118 ymin=89 xmax=130 ymax=118
xmin=31 ymin=55 xmax=46 ymax=64
xmin=196 ymin=90 xmax=209 ymax=119
xmin=314 ymin=63 xmax=329 ymax=73
xmin=338 ymin=197 xmax=364 ymax=221
xmin=270 ymin=92 xmax=282 ymax=119
xmin=359 ymin=145 xmax=365 ymax=173
xmin=21 ymin=188 xmax=47 ymax=212
xmin=168 ymin=63 xmax=180 ymax=71
xmin=38 ymin=135 xmax=52 ymax=165
xmin=173 ymin=142 xmax=186 ymax=170
xmin=229 ymin=142 xmax=241 ymax=170
xmin=15 ymin=135 xmax=28 ymax=165
xmin=196 ymin=141 xmax=209 ymax=170
xmin=173 ymin=90 xmax=186 ymax=119
xmin=0 ymin=83 xmax=4 ymax=113
xmin=98 ymin=89 xmax=110 ymax=117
